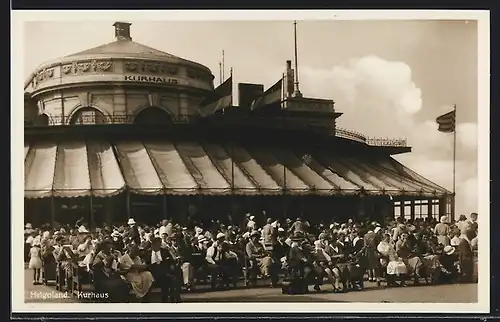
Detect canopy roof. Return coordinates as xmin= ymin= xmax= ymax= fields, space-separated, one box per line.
xmin=24 ymin=140 xmax=449 ymax=199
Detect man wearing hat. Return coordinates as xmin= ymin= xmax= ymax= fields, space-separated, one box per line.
xmin=245 ymin=230 xmax=278 ymax=287
xmin=127 ymin=218 xmax=141 ymax=246
xmin=247 ymin=215 xmax=257 ymax=231
xmin=204 ymin=232 xmax=226 ymax=289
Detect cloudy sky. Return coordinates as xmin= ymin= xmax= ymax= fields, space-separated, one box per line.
xmin=23 ymin=19 xmax=479 ymax=214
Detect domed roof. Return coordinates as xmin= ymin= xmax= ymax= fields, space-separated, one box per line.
xmin=32 ymin=22 xmax=212 ymax=74
xmin=25 ymin=22 xmax=215 ymax=93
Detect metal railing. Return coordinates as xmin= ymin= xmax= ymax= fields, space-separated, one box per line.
xmin=26 ymin=114 xmax=408 ymax=148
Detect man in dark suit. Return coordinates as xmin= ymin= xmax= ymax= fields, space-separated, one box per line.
xmin=457 ymin=229 xmax=475 ymax=283
xmin=143 ymin=237 xmax=181 ymax=302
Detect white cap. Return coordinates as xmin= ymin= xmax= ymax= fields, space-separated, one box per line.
xmin=216 ymin=232 xmax=226 ymax=239
xmin=127 ymin=218 xmax=136 ymax=225
xmin=78 ymin=226 xmax=89 ymax=233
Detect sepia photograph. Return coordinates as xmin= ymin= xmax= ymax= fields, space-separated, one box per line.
xmin=12 ymin=10 xmax=489 ymax=313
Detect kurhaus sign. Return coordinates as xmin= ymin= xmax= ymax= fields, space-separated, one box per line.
xmin=124 ymin=75 xmax=179 ymax=84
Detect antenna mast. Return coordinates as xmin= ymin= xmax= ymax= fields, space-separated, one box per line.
xmin=222 ymin=50 xmax=225 ymax=82
xmin=293 ymin=20 xmax=302 ymax=98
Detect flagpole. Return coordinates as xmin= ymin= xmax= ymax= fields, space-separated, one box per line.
xmin=452 ymin=104 xmax=457 ymax=221
xmin=293 ymin=20 xmax=302 ymax=98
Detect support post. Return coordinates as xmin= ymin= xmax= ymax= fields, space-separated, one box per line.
xmin=163 ymin=194 xmax=167 ymax=219
xmin=50 ymin=194 xmax=55 ymax=227
xmin=89 ymin=194 xmax=94 ymax=230
xmin=126 ymin=190 xmax=131 ymax=219
xmin=452 ymin=104 xmax=457 ymax=222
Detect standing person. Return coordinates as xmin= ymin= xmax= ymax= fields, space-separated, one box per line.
xmin=469 ymin=213 xmax=478 ymax=235
xmin=127 ymin=218 xmax=141 ymax=246
xmin=29 ymin=241 xmax=43 ymax=285
xmin=456 ymin=215 xmax=471 ymax=238
xmin=262 ymin=218 xmax=276 ymax=252
xmin=434 ymin=216 xmax=451 ymax=247
xmin=457 ymin=229 xmax=475 ymax=283
xmin=363 ymin=225 xmax=380 ymax=283
xmin=246 ymin=215 xmax=257 ymax=231
xmin=392 ymin=217 xmax=406 ymax=242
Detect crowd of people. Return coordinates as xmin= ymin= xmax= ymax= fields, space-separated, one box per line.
xmin=24 ymin=211 xmax=479 ymax=302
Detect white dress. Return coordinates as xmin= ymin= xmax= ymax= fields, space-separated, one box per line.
xmin=28 ymin=247 xmax=43 ymax=269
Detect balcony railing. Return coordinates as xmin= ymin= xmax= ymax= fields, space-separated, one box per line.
xmin=25 ymin=114 xmax=408 ymax=148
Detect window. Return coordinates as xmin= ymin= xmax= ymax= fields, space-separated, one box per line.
xmin=70 ymin=107 xmax=107 ymax=125
xmin=394 ymin=206 xmax=401 ymax=217
xmin=432 ymin=200 xmax=440 ymax=219
xmin=415 ymin=202 xmax=421 ymax=218
xmin=404 ymin=205 xmax=411 ymax=221
xmin=446 ymin=202 xmax=452 ymax=217
xmin=134 ymin=106 xmax=172 ymax=125
xmin=421 ymin=200 xmax=429 ymax=218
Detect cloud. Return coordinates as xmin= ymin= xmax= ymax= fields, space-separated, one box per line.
xmin=300 ymin=55 xmax=478 ymax=214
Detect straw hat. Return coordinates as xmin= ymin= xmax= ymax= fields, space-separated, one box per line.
xmin=443 ymin=245 xmax=455 ymax=255
xmin=127 ymin=218 xmax=136 ymax=225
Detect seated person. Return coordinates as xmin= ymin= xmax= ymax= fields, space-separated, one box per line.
xmin=312 ymin=240 xmax=337 ymax=291
xmin=119 ymin=244 xmax=154 ymax=302
xmin=92 ymin=240 xmax=130 ymax=303
xmin=288 ymin=238 xmax=322 ymax=292
xmin=245 ymin=231 xmax=277 ymax=287
xmin=439 ymin=245 xmax=459 ymax=283
xmin=142 ymin=237 xmax=182 ymax=303
xmin=168 ymin=234 xmax=195 ymax=291
xmin=216 ymin=238 xmax=240 ymax=289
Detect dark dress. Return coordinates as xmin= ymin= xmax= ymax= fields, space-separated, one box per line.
xmin=457 ymin=238 xmax=474 ymax=282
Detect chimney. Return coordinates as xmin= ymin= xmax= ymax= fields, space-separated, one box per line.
xmin=113 ymin=22 xmax=132 ymax=41
xmin=285 ymin=60 xmax=294 ymax=98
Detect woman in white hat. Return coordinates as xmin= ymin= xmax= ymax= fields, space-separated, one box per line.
xmin=439 ymin=245 xmax=458 ymax=283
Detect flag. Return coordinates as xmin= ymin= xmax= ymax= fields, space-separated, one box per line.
xmin=436 ymin=109 xmax=456 ymax=133
xmin=250 ymin=77 xmax=283 ymax=110
xmin=198 ymin=76 xmax=233 ymax=117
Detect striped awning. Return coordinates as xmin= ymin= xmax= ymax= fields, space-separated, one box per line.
xmin=24 ymin=140 xmax=449 ymax=199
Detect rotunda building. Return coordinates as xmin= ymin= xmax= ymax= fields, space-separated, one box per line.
xmin=24 ymin=22 xmax=453 ymax=228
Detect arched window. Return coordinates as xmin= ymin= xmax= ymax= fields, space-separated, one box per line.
xmin=33 ymin=114 xmax=50 ymax=126
xmin=134 ymin=106 xmax=172 ymax=125
xmin=69 ymin=107 xmax=107 ymax=125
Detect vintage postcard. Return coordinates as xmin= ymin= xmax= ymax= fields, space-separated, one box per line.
xmin=11 ymin=10 xmax=490 ymax=314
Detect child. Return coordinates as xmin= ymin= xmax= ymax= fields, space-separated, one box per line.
xmin=29 ymin=241 xmax=43 ymax=285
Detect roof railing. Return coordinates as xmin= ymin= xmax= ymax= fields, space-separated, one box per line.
xmin=25 ymin=114 xmax=408 ymax=147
